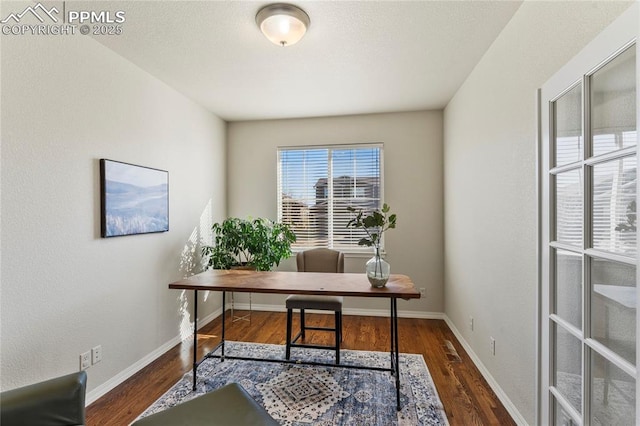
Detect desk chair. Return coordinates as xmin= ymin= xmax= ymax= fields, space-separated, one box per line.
xmin=1 ymin=371 xmax=87 ymax=426
xmin=285 ymin=248 xmax=344 ymax=364
xmin=132 ymin=383 xmax=278 ymax=426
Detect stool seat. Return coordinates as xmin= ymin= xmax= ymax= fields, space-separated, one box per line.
xmin=286 ymin=295 xmax=343 ymax=311
xmin=132 ymin=383 xmax=278 ymax=426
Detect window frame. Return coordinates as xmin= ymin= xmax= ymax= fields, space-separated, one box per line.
xmin=277 ymin=143 xmax=384 ymax=254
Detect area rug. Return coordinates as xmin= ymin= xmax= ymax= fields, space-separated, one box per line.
xmin=136 ymin=341 xmax=449 ymax=425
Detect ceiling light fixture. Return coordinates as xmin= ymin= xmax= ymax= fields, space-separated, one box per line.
xmin=256 ymin=3 xmax=310 ymax=47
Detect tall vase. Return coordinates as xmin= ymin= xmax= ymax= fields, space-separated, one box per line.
xmin=366 ymin=247 xmax=390 ymax=288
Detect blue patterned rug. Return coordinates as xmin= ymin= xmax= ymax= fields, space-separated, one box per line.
xmin=137 ymin=341 xmax=449 ymax=425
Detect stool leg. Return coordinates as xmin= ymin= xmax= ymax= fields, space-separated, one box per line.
xmin=300 ymin=309 xmax=306 ymax=339
xmin=340 ymin=312 xmax=344 ymax=342
xmin=286 ymin=308 xmax=292 ymax=360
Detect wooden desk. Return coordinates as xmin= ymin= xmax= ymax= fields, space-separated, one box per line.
xmin=169 ymin=269 xmax=421 ymax=410
xmin=593 ymin=284 xmax=636 ymax=309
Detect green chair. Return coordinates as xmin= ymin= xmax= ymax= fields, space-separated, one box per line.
xmin=132 ymin=382 xmax=278 ymax=426
xmin=0 ymin=371 xmax=87 ymax=426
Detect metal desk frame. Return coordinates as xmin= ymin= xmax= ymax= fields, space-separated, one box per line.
xmin=170 ymin=270 xmax=419 ymax=411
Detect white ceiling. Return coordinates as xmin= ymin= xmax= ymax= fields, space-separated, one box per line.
xmin=92 ymin=1 xmax=523 ymax=121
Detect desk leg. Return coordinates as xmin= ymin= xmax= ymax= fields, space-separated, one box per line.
xmin=391 ymin=297 xmax=401 ymax=411
xmin=390 ymin=298 xmax=395 ymax=375
xmin=192 ymin=290 xmax=198 ymax=391
xmin=221 ymin=291 xmax=226 ymax=362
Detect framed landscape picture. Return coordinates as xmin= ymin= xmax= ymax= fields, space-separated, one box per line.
xmin=100 ymin=159 xmax=169 ymax=238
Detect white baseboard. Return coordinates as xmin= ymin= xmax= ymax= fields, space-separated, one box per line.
xmin=229 ymin=302 xmax=444 ymax=320
xmin=443 ymin=315 xmax=527 ymax=425
xmin=85 ymin=308 xmax=222 ymax=405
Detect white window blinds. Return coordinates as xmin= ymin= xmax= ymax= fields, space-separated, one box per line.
xmin=277 ymin=144 xmax=383 ymax=251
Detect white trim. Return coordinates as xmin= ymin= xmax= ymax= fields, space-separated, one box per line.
xmin=550 ymin=161 xmax=583 ymax=175
xmin=292 ymin=249 xmax=388 ymax=258
xmin=443 ymin=315 xmax=527 ymax=425
xmin=584 ymin=337 xmax=637 ymax=378
xmin=535 ymin=87 xmax=543 ymax=426
xmin=549 ymin=314 xmax=582 ymax=341
xmin=347 ymin=307 xmax=442 ymax=320
xmin=636 ymin=6 xmax=640 ymax=424
xmin=228 ymin=302 xmax=444 ymax=320
xmin=549 ymin=241 xmax=582 ymax=253
xmin=584 ymin=248 xmax=636 ymax=265
xmin=583 ymin=145 xmax=637 ymax=166
xmin=84 ymin=308 xmax=221 ymax=405
xmin=344 ymin=250 xmax=383 ymax=258
xmin=278 ymin=142 xmax=384 ymax=151
xmin=549 ymin=386 xmax=581 ymax=425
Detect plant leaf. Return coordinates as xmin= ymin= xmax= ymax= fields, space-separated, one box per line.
xmin=358 ymin=238 xmax=372 ymax=246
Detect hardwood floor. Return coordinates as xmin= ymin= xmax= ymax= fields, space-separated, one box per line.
xmin=86 ymin=311 xmax=515 ymax=425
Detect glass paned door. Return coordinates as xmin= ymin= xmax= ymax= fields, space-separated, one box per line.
xmin=540 ymin=20 xmax=637 ymax=425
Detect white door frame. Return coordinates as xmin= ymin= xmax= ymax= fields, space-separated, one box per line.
xmin=537 ymin=3 xmax=639 ymax=424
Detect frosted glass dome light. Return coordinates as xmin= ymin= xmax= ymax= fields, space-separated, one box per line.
xmin=256 ymin=3 xmax=310 ymax=47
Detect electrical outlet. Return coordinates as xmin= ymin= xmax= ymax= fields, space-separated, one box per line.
xmin=490 ymin=337 xmax=496 ymax=356
xmin=80 ymin=351 xmax=91 ymax=370
xmin=92 ymin=345 xmax=102 ymax=364
xmin=419 ymin=288 xmax=426 ymax=297
xmin=469 ymin=316 xmax=474 ymax=331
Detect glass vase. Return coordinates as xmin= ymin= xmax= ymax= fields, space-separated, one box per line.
xmin=366 ymin=247 xmax=390 ymax=288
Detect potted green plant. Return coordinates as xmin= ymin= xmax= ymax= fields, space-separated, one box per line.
xmin=346 ymin=203 xmax=397 ymax=287
xmin=201 ymin=217 xmax=296 ymax=271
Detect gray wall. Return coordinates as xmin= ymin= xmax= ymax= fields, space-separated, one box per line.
xmin=227 ymin=111 xmax=444 ymax=314
xmin=443 ymin=1 xmax=633 ymax=423
xmin=1 ymin=32 xmax=227 ymax=400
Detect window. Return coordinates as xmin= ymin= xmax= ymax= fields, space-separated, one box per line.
xmin=277 ymin=144 xmax=383 ymax=252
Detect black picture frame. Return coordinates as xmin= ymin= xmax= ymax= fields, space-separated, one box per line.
xmin=100 ymin=159 xmax=169 ymax=238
